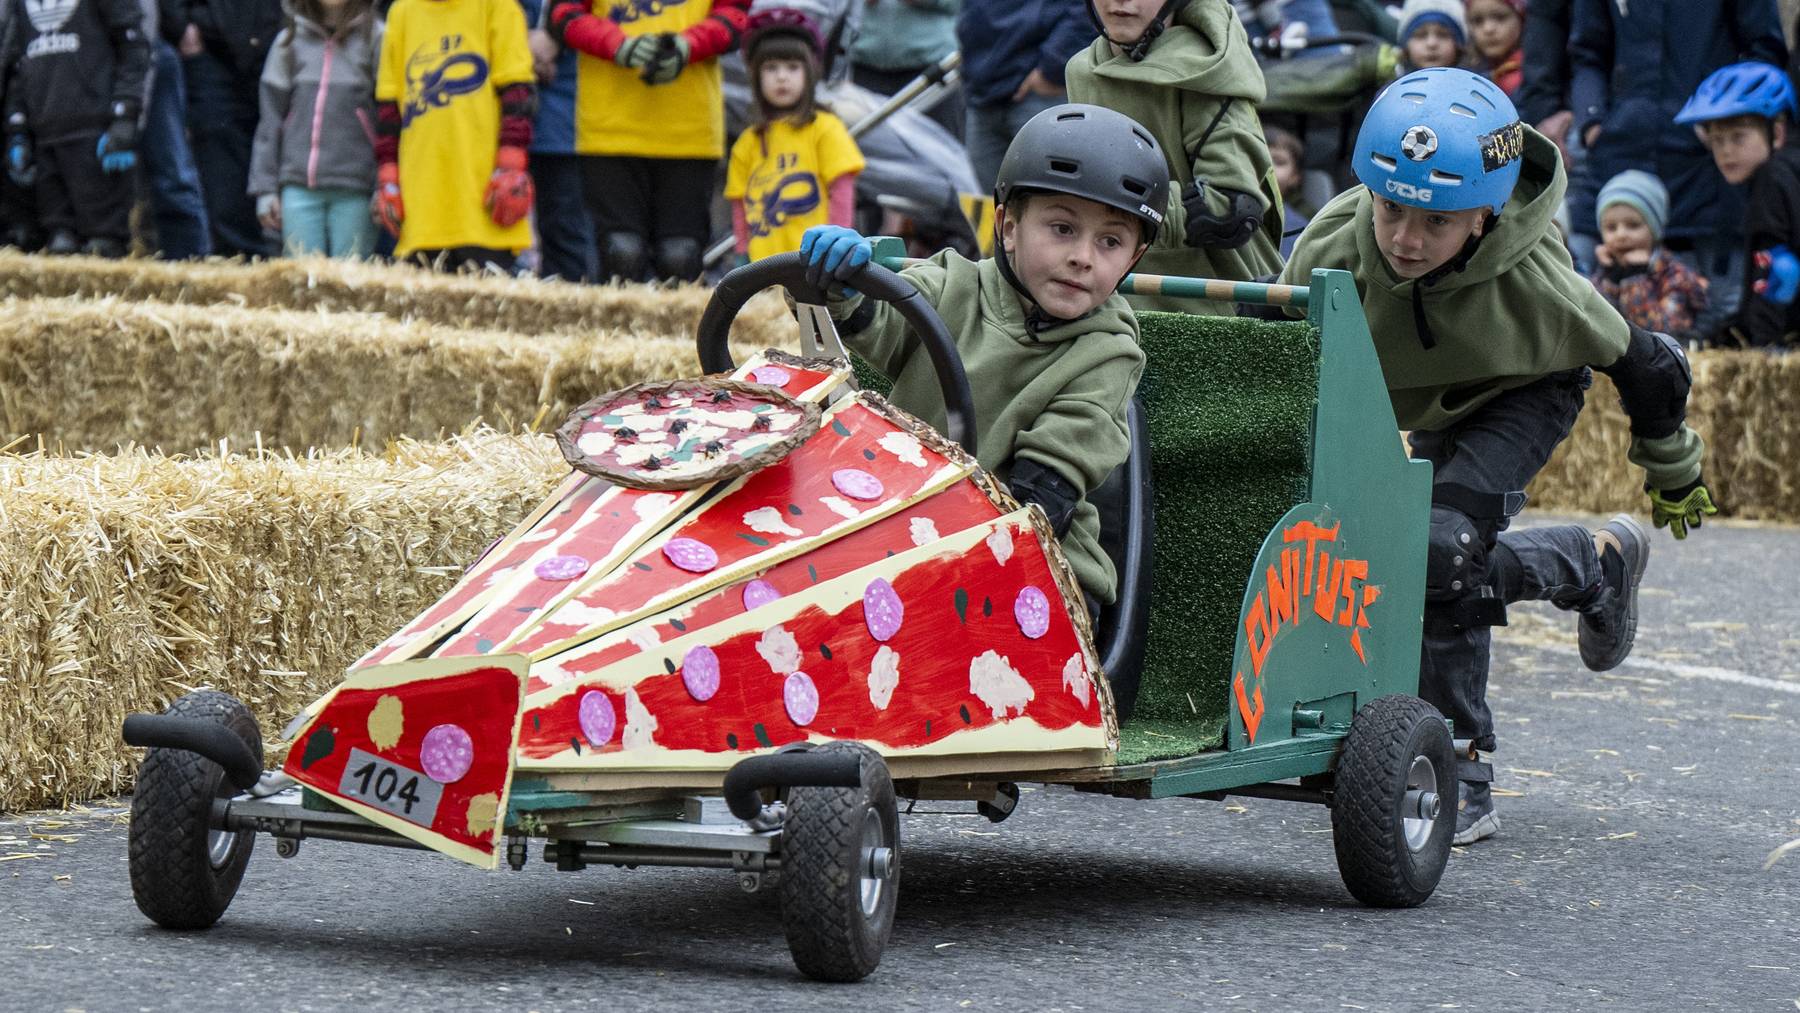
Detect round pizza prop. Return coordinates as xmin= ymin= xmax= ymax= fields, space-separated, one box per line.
xmin=556 ymin=378 xmax=823 ymax=491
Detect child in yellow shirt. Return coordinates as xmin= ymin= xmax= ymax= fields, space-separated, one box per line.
xmin=725 ymin=10 xmax=863 ymax=263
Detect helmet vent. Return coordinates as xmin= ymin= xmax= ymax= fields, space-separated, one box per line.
xmin=1048 ymin=158 xmax=1080 ymax=176
xmin=1468 ymin=89 xmax=1499 ymax=111
xmin=1055 ymin=110 xmax=1087 ymax=122
xmin=1370 ymin=152 xmax=1398 ymax=171
xmin=1449 ymin=103 xmax=1478 ymax=118
xmin=1400 ymin=91 xmax=1427 ymax=104
xmin=1428 ymin=170 xmax=1464 ymax=185
xmin=1120 ymin=177 xmax=1148 ymax=196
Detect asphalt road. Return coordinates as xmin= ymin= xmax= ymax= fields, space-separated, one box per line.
xmin=4 ymin=513 xmax=1797 ymax=1012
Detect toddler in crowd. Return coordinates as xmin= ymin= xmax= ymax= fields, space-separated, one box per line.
xmin=725 ymin=10 xmax=863 ymax=263
xmin=1065 ymin=0 xmax=1284 ymax=315
xmin=373 ymin=0 xmax=538 ymax=272
xmin=1676 ymin=61 xmax=1800 ymax=349
xmin=1466 ymin=0 xmax=1523 ymax=95
xmin=1396 ymin=0 xmax=1464 ymax=72
xmin=1265 ymin=125 xmax=1311 ymax=259
xmin=1590 ymin=170 xmax=1708 ymax=343
xmin=249 ymin=0 xmax=384 ymax=259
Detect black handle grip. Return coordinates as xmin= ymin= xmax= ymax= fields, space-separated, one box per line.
xmin=123 ymin=714 xmax=264 ymax=790
xmin=694 ymin=252 xmax=979 ymax=457
xmin=721 ymin=750 xmax=864 ymax=821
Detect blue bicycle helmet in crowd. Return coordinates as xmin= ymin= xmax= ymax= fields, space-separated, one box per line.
xmin=1353 ymin=67 xmax=1525 ymax=215
xmin=1674 ymin=61 xmax=1799 ymax=126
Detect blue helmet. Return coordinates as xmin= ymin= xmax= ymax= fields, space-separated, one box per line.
xmin=1674 ymin=62 xmax=1798 ymax=126
xmin=1353 ymin=67 xmax=1525 ymax=215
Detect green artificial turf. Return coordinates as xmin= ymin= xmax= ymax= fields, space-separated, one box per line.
xmin=1128 ymin=312 xmax=1320 ymax=752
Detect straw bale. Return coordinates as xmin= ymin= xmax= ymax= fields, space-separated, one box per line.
xmin=0 ymin=250 xmax=797 ymax=346
xmin=0 ymin=432 xmax=567 ymax=812
xmin=1528 ymin=352 xmax=1800 ymax=523
xmin=0 ymin=295 xmax=793 ymax=454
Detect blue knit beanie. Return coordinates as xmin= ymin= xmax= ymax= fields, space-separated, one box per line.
xmin=1398 ymin=0 xmax=1467 ymax=48
xmin=1596 ymin=169 xmax=1670 ymax=243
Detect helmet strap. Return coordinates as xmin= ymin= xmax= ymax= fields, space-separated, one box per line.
xmin=991 ymin=200 xmax=1116 ymax=335
xmin=1086 ymin=0 xmax=1185 ymax=62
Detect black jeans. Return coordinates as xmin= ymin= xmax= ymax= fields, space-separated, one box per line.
xmin=185 ymin=49 xmax=273 ymax=257
xmin=36 ymin=132 xmax=132 ymax=244
xmin=1408 ymin=369 xmax=1604 ymax=752
xmin=531 ymin=153 xmax=597 ymax=282
xmin=579 ymin=154 xmax=715 ymax=281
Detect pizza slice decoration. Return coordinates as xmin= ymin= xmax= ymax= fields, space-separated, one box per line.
xmin=556 ymin=377 xmax=822 ymax=492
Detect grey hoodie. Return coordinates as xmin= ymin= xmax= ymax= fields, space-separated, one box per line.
xmin=246 ymin=8 xmax=382 ymax=198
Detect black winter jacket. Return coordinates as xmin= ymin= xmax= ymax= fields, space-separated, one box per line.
xmin=1513 ymin=0 xmax=1570 ymax=127
xmin=163 ymin=0 xmax=281 ymax=76
xmin=3 ymin=0 xmax=151 ymax=142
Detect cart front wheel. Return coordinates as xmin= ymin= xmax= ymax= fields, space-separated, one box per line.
xmin=777 ymin=741 xmax=899 ymax=982
xmin=128 ymin=690 xmax=261 ymax=929
xmin=1330 ymin=694 xmax=1455 ymax=907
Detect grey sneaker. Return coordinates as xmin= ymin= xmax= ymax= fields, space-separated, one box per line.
xmin=1453 ymin=780 xmax=1500 ymax=846
xmin=1579 ymin=514 xmax=1649 ymax=672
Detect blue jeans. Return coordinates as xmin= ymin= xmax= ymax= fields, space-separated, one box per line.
xmin=142 ymin=41 xmax=210 ymax=259
xmin=185 ymin=49 xmax=273 ymax=257
xmin=280 ymin=185 xmax=377 ymax=258
xmin=965 ymin=92 xmax=1064 ymax=194
xmin=530 ymin=153 xmax=596 ymax=282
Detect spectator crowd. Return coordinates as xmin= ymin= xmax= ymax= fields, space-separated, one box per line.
xmin=0 ymin=0 xmax=1796 ymax=347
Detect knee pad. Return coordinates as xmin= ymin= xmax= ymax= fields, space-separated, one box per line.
xmin=1425 ymin=506 xmax=1487 ymax=604
xmin=601 ymin=231 xmax=648 ymax=283
xmin=652 ymin=236 xmax=702 ymax=282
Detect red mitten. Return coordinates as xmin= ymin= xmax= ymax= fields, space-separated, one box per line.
xmin=484 ymin=146 xmax=535 ymax=227
xmin=371 ymin=163 xmax=403 ymax=237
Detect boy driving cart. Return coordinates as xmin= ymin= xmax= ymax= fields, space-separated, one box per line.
xmin=798 ymin=104 xmax=1168 ymax=617
xmin=1279 ymin=68 xmax=1716 ymax=845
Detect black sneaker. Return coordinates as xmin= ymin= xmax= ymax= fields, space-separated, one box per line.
xmin=45 ymin=229 xmax=79 ymax=256
xmin=1579 ymin=515 xmax=1650 ymax=672
xmin=1453 ymin=779 xmax=1499 ymax=845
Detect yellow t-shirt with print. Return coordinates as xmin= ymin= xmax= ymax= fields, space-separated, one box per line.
xmin=378 ymin=0 xmax=534 ymax=256
xmin=574 ymin=0 xmax=724 ymax=159
xmin=724 ymin=112 xmax=864 ymax=261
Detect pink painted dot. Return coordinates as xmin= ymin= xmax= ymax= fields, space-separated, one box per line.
xmin=578 ymin=691 xmax=616 ymax=747
xmin=1015 ymin=586 xmax=1051 ymax=639
xmin=784 ymin=671 xmax=819 ymax=726
xmin=831 ymin=468 xmax=885 ymax=501
xmin=534 ymin=554 xmax=590 ymax=582
xmin=682 ymin=645 xmax=721 ymax=702
xmin=419 ymin=724 xmax=474 ymax=783
xmin=750 ymin=365 xmax=792 ymax=387
xmin=742 ymin=579 xmax=782 ymax=611
xmin=863 ymin=578 xmax=904 ymax=642
xmin=663 ymin=537 xmax=718 ymax=573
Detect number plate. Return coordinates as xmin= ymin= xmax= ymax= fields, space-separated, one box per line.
xmin=337 ymin=748 xmax=444 ymax=827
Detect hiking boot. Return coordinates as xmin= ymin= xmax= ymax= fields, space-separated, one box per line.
xmin=1578 ymin=514 xmax=1650 ymax=672
xmin=45 ymin=229 xmax=79 ymax=256
xmin=1452 ymin=779 xmax=1499 ymax=845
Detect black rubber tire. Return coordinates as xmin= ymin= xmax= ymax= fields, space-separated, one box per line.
xmin=128 ymin=690 xmax=262 ymax=930
xmin=1330 ymin=694 xmax=1455 ymax=908
xmin=777 ymin=742 xmax=899 ymax=982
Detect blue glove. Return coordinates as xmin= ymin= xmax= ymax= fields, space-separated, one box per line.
xmin=96 ymin=119 xmax=138 ymax=175
xmin=799 ymin=225 xmax=872 ymax=297
xmin=1754 ymin=244 xmax=1800 ymax=305
xmin=6 ymin=135 xmax=34 ymax=188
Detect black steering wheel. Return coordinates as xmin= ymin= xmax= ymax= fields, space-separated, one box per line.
xmin=694 ymin=252 xmax=979 ymax=458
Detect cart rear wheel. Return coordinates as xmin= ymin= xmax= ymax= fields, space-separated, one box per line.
xmin=128 ymin=690 xmax=261 ymax=929
xmin=777 ymin=742 xmax=899 ymax=982
xmin=1330 ymin=694 xmax=1454 ymax=907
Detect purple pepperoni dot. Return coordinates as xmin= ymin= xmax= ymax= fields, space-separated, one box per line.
xmin=419 ymin=723 xmax=474 ymax=784
xmin=535 ymin=554 xmax=590 ymax=582
xmin=578 ymin=690 xmax=616 ymax=747
xmin=683 ymin=645 xmax=721 ymax=702
xmin=784 ymin=671 xmax=819 ymax=726
xmin=1015 ymin=586 xmax=1051 ymax=639
xmin=751 ymin=365 xmax=792 ymax=387
xmin=831 ymin=468 xmax=885 ymax=502
xmin=863 ymin=577 xmax=905 ymax=642
xmin=742 ymin=579 xmax=782 ymax=611
xmin=663 ymin=537 xmax=718 ymax=573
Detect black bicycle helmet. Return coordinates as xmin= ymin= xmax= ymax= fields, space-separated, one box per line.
xmin=994 ymin=103 xmax=1171 ymax=244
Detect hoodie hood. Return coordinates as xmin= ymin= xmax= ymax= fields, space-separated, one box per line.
xmin=1279 ymin=126 xmax=1630 ymax=430
xmin=1080 ymin=1 xmax=1267 ymax=102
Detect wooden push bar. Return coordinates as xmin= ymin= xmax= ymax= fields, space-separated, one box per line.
xmin=870 ymin=242 xmax=1309 ymax=310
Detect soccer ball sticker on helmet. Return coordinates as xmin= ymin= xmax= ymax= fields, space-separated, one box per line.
xmin=1401 ymin=126 xmax=1439 ymax=162
xmin=1479 ymin=121 xmax=1525 ymax=173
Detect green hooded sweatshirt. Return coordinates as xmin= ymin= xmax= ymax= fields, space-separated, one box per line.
xmin=1278 ymin=127 xmax=1704 ymax=490
xmin=1065 ymin=0 xmax=1284 ymax=315
xmin=833 ymin=250 xmax=1145 ymax=603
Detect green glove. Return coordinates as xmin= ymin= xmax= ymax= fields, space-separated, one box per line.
xmin=642 ymin=33 xmax=690 ymax=85
xmin=1647 ymin=477 xmax=1718 ymax=540
xmin=613 ymin=34 xmax=660 ymax=71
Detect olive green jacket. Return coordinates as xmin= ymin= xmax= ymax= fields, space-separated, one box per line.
xmin=833 ymin=251 xmax=1145 ymax=603
xmin=1065 ymin=0 xmax=1284 ymax=315
xmin=1279 ymin=127 xmax=1704 ymax=489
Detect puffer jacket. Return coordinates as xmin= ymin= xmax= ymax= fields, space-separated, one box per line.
xmin=246 ymin=9 xmax=381 ymax=197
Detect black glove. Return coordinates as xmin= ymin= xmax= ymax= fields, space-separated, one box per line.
xmin=1180 ymin=180 xmax=1263 ymax=249
xmin=1009 ymin=458 xmax=1081 ymax=538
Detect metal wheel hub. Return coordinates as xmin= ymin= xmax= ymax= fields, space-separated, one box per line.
xmin=857 ymin=809 xmax=893 ymax=918
xmin=1400 ymin=754 xmax=1440 ymax=853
